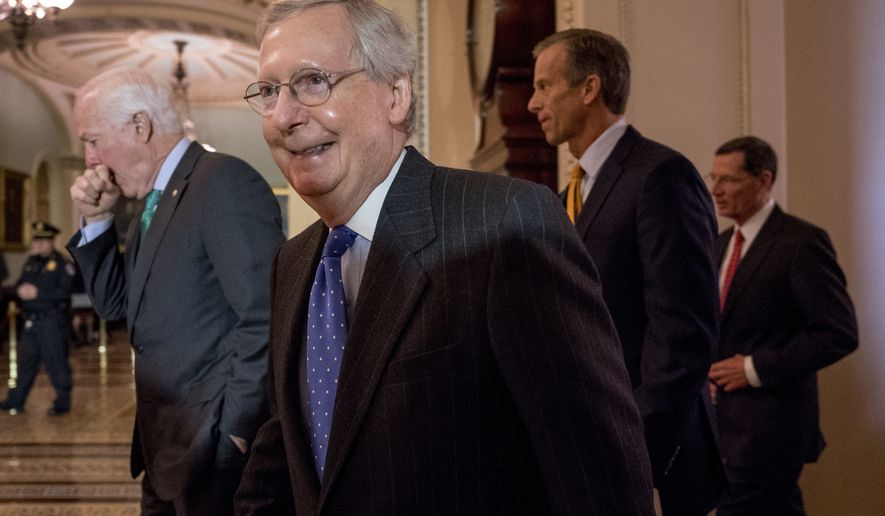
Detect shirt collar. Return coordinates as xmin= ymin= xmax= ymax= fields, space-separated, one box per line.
xmin=342 ymin=149 xmax=406 ymax=242
xmin=735 ymin=197 xmax=776 ymax=245
xmin=578 ymin=117 xmax=628 ymax=187
xmin=153 ymin=138 xmax=192 ymax=191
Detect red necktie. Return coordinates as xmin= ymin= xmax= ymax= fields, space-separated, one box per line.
xmin=720 ymin=229 xmax=744 ymax=310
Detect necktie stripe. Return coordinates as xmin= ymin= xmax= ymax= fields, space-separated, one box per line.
xmin=140 ymin=189 xmax=163 ymax=234
xmin=566 ymin=163 xmax=584 ymax=224
xmin=720 ymin=229 xmax=744 ymax=310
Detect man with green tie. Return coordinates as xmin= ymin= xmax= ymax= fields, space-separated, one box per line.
xmin=67 ymin=67 xmax=285 ymax=515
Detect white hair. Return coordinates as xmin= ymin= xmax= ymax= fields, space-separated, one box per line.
xmin=76 ymin=67 xmax=184 ymax=135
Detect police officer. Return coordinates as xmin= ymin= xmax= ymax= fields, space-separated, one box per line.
xmin=0 ymin=222 xmax=76 ymax=415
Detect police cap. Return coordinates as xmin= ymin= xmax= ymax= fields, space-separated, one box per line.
xmin=32 ymin=221 xmax=60 ymax=239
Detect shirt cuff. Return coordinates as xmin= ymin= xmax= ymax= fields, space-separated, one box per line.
xmin=744 ymin=355 xmax=762 ymax=387
xmin=78 ymin=216 xmax=114 ymax=246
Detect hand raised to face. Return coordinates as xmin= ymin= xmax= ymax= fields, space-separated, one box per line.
xmin=70 ymin=164 xmax=121 ymax=224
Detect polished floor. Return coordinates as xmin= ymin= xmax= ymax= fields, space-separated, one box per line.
xmin=0 ymin=325 xmax=140 ymax=514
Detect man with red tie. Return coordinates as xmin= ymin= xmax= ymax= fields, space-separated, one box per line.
xmin=708 ymin=136 xmax=858 ymax=515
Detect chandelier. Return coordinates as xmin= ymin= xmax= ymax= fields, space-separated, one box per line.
xmin=0 ymin=0 xmax=75 ymax=50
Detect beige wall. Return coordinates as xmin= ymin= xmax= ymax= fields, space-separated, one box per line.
xmin=784 ymin=1 xmax=885 ymax=513
xmin=426 ymin=0 xmax=475 ymax=169
xmin=0 ymin=69 xmax=71 ymax=276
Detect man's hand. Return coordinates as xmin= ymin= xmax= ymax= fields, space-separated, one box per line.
xmin=70 ymin=165 xmax=120 ymax=224
xmin=709 ymin=353 xmax=750 ymax=392
xmin=17 ymin=283 xmax=38 ymax=301
xmin=708 ymin=380 xmax=718 ymax=404
xmin=229 ymin=434 xmax=248 ymax=454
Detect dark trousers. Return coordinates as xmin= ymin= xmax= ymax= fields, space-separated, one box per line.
xmin=717 ymin=466 xmax=806 ymax=516
xmin=6 ymin=313 xmax=72 ymax=410
xmin=140 ymin=437 xmax=247 ymax=516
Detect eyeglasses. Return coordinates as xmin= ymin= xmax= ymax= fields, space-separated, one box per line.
xmin=706 ymin=172 xmax=752 ymax=185
xmin=244 ymin=67 xmax=365 ymax=116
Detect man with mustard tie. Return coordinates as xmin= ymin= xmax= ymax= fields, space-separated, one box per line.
xmin=528 ymin=28 xmax=724 ymax=515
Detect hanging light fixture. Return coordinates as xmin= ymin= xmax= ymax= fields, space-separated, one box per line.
xmin=0 ymin=0 xmax=75 ymax=50
xmin=171 ymin=39 xmax=215 ymax=152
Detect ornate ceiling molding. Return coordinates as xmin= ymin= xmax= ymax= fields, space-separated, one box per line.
xmin=0 ymin=0 xmax=264 ymax=103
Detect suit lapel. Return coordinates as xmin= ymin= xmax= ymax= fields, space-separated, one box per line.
xmin=126 ymin=142 xmax=200 ymax=327
xmin=276 ymin=221 xmax=326 ymax=510
xmin=123 ymin=221 xmax=141 ymax=342
xmin=721 ymin=205 xmax=786 ymax=318
xmin=575 ymin=126 xmax=639 ymax=237
xmin=715 ymin=228 xmax=732 ymax=268
xmin=320 ymin=147 xmax=435 ymax=504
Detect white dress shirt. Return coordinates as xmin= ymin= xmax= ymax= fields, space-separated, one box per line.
xmin=337 ymin=149 xmax=406 ymax=322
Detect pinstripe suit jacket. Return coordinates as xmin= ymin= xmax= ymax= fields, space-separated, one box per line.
xmin=236 ymin=148 xmax=654 ymax=515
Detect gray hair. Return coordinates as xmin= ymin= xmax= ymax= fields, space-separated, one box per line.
xmin=533 ymin=29 xmax=631 ymax=115
xmin=76 ymin=67 xmax=184 ymax=135
xmin=257 ymin=0 xmax=417 ymax=134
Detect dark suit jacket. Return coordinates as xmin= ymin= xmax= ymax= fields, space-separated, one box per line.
xmin=715 ymin=205 xmax=857 ymax=479
xmin=68 ymin=142 xmax=284 ymax=499
xmin=572 ymin=126 xmax=723 ymax=507
xmin=236 ymin=148 xmax=655 ymax=515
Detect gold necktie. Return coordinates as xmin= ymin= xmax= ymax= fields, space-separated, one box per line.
xmin=566 ymin=163 xmax=584 ymax=224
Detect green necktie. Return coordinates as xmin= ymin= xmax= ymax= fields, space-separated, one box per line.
xmin=141 ymin=189 xmax=163 ymax=234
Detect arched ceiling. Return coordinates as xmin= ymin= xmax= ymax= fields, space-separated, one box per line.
xmin=0 ymin=0 xmax=425 ymax=153
xmin=0 ymin=0 xmax=268 ymax=104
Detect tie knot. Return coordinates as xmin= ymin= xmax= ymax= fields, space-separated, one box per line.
xmin=323 ymin=225 xmax=357 ymax=258
xmin=734 ymin=229 xmax=744 ymax=244
xmin=570 ymin=163 xmax=585 ymax=180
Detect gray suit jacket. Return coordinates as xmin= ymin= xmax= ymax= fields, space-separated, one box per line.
xmin=236 ymin=148 xmax=654 ymax=515
xmin=69 ymin=142 xmax=284 ymax=499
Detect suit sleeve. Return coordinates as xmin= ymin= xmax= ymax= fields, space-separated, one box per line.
xmin=200 ymin=158 xmax=285 ymax=442
xmin=487 ymin=184 xmax=654 ymax=515
xmin=66 ymin=227 xmax=129 ymax=321
xmin=752 ymin=227 xmax=858 ymax=384
xmin=235 ymin=250 xmax=296 ymax=514
xmin=634 ymin=155 xmax=720 ymax=470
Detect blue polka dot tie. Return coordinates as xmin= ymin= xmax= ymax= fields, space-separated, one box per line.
xmin=306 ymin=225 xmax=357 ymax=479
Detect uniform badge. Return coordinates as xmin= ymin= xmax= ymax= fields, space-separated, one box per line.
xmin=46 ymin=260 xmax=57 ymax=272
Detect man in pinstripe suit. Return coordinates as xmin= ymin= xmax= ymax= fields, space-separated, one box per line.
xmin=236 ymin=1 xmax=654 ymax=514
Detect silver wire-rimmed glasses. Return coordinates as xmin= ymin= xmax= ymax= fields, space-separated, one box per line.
xmin=244 ymin=67 xmax=365 ymax=116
